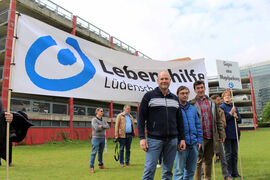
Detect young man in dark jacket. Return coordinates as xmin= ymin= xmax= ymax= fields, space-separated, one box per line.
xmin=174 ymin=86 xmax=203 ymax=180
xmin=138 ymin=70 xmax=186 ymax=180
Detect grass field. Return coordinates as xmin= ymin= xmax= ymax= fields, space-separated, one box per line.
xmin=0 ymin=128 xmax=270 ymax=180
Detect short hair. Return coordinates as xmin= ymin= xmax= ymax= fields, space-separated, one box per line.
xmin=95 ymin=107 xmax=103 ymax=114
xmin=210 ymin=94 xmax=220 ymax=100
xmin=123 ymin=104 xmax=131 ymax=111
xmin=176 ymin=86 xmax=189 ymax=95
xmin=221 ymin=91 xmax=231 ymax=99
xmin=157 ymin=70 xmax=170 ymax=79
xmin=193 ymin=80 xmax=205 ymax=89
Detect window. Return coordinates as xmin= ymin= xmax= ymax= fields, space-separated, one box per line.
xmin=113 ymin=109 xmax=121 ymax=118
xmin=74 ymin=105 xmax=86 ymax=115
xmin=42 ymin=120 xmax=51 ymax=127
xmin=11 ymin=99 xmax=31 ymax=112
xmin=53 ymin=103 xmax=67 ymax=114
xmin=61 ymin=121 xmax=69 ymax=127
xmin=0 ymin=66 xmax=3 ymax=80
xmin=32 ymin=101 xmax=50 ymax=113
xmin=30 ymin=120 xmax=41 ymax=127
xmin=85 ymin=122 xmax=91 ymax=127
xmin=87 ymin=107 xmax=96 ymax=116
xmin=103 ymin=108 xmax=110 ymax=117
xmin=130 ymin=111 xmax=137 ymax=119
xmin=52 ymin=121 xmax=60 ymax=127
xmin=79 ymin=121 xmax=85 ymax=127
xmin=73 ymin=121 xmax=91 ymax=128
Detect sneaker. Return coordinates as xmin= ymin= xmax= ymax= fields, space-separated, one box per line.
xmin=126 ymin=163 xmax=131 ymax=166
xmin=98 ymin=165 xmax=107 ymax=169
xmin=156 ymin=164 xmax=162 ymax=168
xmin=224 ymin=176 xmax=233 ymax=180
xmin=120 ymin=164 xmax=124 ymax=167
xmin=89 ymin=167 xmax=94 ymax=173
xmin=232 ymin=174 xmax=242 ymax=178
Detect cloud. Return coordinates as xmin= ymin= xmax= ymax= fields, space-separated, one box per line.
xmin=234 ymin=43 xmax=270 ymax=66
xmin=51 ymin=0 xmax=270 ymax=75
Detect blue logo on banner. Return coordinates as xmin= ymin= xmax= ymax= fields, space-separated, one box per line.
xmin=228 ymin=82 xmax=234 ymax=88
xmin=25 ymin=36 xmax=96 ymax=91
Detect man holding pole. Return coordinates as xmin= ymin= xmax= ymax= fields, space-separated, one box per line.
xmin=0 ymin=101 xmax=14 ymax=166
xmin=190 ymin=80 xmax=226 ymax=180
xmin=220 ymin=92 xmax=242 ymax=178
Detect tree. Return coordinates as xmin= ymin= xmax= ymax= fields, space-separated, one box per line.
xmin=262 ymin=101 xmax=270 ymax=123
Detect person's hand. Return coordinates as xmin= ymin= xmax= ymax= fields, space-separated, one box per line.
xmin=114 ymin=137 xmax=119 ymax=143
xmin=140 ymin=139 xmax=148 ymax=152
xmin=197 ymin=143 xmax=202 ymax=151
xmin=98 ymin=125 xmax=103 ymax=128
xmin=177 ymin=140 xmax=186 ymax=152
xmin=230 ymin=107 xmax=236 ymax=115
xmin=233 ymin=112 xmax=238 ymax=119
xmin=5 ymin=112 xmax=13 ymax=123
xmin=220 ymin=138 xmax=225 ymax=143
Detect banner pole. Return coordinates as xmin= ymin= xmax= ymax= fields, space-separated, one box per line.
xmin=230 ymin=88 xmax=244 ymax=180
xmin=5 ymin=11 xmax=19 ymax=180
xmin=212 ymin=157 xmax=216 ymax=180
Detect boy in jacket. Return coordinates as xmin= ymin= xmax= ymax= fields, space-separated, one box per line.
xmin=174 ymin=86 xmax=203 ymax=180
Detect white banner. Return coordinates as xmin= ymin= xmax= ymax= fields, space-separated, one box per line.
xmin=216 ymin=60 xmax=242 ymax=89
xmin=12 ymin=14 xmax=208 ymax=102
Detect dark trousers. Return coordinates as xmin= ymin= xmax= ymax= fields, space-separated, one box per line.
xmin=119 ymin=134 xmax=132 ymax=165
xmin=224 ymin=139 xmax=239 ymax=176
xmin=0 ymin=142 xmax=12 ymax=165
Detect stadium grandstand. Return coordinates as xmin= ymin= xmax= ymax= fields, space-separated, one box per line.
xmin=0 ymin=0 xmax=258 ymax=145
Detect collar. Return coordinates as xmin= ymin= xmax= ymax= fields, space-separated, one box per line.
xmin=155 ymin=87 xmax=171 ymax=96
xmin=180 ymin=102 xmax=190 ymax=110
xmin=224 ymin=102 xmax=232 ymax=106
xmin=96 ymin=116 xmax=102 ymax=120
xmin=195 ymin=95 xmax=209 ymax=101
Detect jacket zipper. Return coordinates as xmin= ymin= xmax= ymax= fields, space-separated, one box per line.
xmin=210 ymin=101 xmax=215 ymax=133
xmin=165 ymin=97 xmax=169 ymax=137
xmin=184 ymin=109 xmax=191 ymax=145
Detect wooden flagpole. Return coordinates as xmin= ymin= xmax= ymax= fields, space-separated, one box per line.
xmin=5 ymin=11 xmax=19 ymax=180
xmin=212 ymin=157 xmax=216 ymax=180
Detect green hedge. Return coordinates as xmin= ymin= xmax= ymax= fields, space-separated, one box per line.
xmin=258 ymin=122 xmax=270 ymax=127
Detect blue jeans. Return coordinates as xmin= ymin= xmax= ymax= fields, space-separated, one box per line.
xmin=174 ymin=144 xmax=198 ymax=180
xmin=119 ymin=134 xmax=133 ymax=165
xmin=142 ymin=137 xmax=178 ymax=180
xmin=89 ymin=138 xmax=105 ymax=168
xmin=224 ymin=139 xmax=239 ymax=176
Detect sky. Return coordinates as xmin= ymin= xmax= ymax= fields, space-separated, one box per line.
xmin=51 ymin=0 xmax=270 ymax=76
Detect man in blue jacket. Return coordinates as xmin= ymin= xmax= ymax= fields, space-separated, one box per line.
xmin=138 ymin=70 xmax=186 ymax=180
xmin=174 ymin=86 xmax=203 ymax=180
